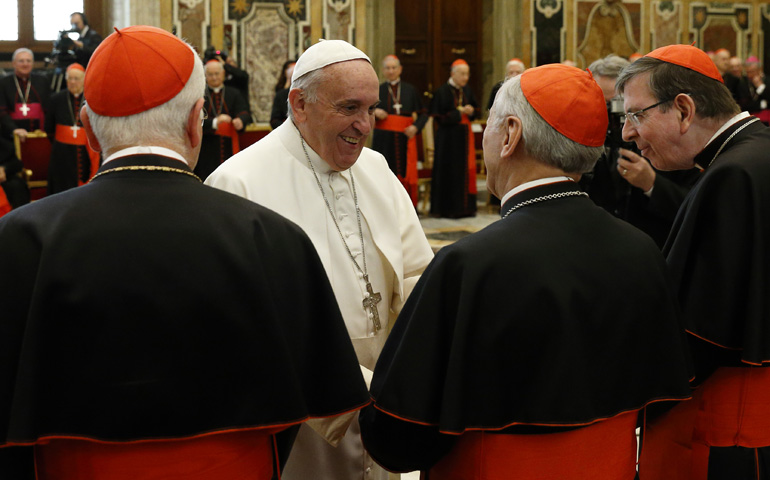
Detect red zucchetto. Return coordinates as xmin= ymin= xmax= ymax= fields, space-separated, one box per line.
xmin=519 ymin=63 xmax=608 ymax=147
xmin=84 ymin=25 xmax=195 ymax=117
xmin=66 ymin=63 xmax=85 ymax=73
xmin=451 ymin=59 xmax=468 ymax=68
xmin=644 ymin=44 xmax=724 ymax=83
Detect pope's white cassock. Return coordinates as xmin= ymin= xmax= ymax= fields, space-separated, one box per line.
xmin=206 ymin=119 xmax=434 ymax=480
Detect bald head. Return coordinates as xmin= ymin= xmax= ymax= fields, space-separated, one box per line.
xmin=506 ymin=60 xmax=525 ymax=79
xmin=382 ymin=55 xmax=402 ymax=83
xmin=205 ymin=61 xmax=225 ymax=89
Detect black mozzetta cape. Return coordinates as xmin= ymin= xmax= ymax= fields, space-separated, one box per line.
xmin=361 ymin=181 xmax=692 ymax=472
xmin=0 ymin=155 xmax=369 ymax=466
xmin=664 ymin=116 xmax=770 ymax=368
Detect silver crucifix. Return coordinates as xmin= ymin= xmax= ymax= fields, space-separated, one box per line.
xmin=362 ymin=275 xmax=382 ymax=331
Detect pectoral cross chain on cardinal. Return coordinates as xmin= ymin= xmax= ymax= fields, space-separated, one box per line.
xmin=20 ymin=104 xmax=30 ymax=116
xmin=393 ymin=103 xmax=402 ymax=115
xmin=70 ymin=125 xmax=80 ymax=138
xmin=362 ymin=274 xmax=382 ymax=331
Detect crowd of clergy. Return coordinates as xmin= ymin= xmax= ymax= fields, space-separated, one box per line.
xmin=1 ymin=23 xmax=769 ymax=480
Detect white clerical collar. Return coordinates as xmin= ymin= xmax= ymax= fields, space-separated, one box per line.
xmin=500 ymin=176 xmax=574 ymax=207
xmin=210 ymin=86 xmax=223 ymax=94
xmin=448 ymin=78 xmax=460 ymax=89
xmin=705 ymin=112 xmax=750 ymax=148
xmin=389 ymin=78 xmax=400 ymax=86
xmin=103 ymin=146 xmax=189 ymax=165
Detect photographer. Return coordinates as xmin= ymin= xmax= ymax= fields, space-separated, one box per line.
xmin=203 ymin=46 xmax=250 ymax=107
xmin=69 ymin=12 xmax=102 ymax=67
xmin=581 ymin=54 xmax=700 ymax=247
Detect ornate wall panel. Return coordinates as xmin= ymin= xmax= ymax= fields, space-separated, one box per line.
xmin=324 ymin=0 xmax=355 ymax=42
xmin=171 ymin=0 xmax=315 ymax=123
xmin=174 ymin=0 xmax=209 ymax=51
xmin=651 ymin=1 xmax=682 ymax=49
xmin=575 ymin=0 xmax=641 ymax=67
xmin=240 ymin=4 xmax=293 ymax=122
xmin=531 ymin=0 xmax=565 ymax=65
xmin=690 ymin=2 xmax=751 ymax=58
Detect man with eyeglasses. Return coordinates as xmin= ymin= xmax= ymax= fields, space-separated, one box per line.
xmin=618 ymin=44 xmax=770 ymax=480
xmin=581 ymin=54 xmax=699 ymax=248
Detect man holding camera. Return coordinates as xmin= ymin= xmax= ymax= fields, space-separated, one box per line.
xmin=69 ymin=12 xmax=102 ymax=67
xmin=582 ymin=54 xmax=700 ymax=247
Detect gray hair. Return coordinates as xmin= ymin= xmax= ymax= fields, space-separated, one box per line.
xmin=588 ymin=54 xmax=630 ymax=79
xmin=85 ymin=48 xmax=205 ymax=153
xmin=287 ymin=68 xmax=327 ymax=121
xmin=12 ymin=48 xmax=33 ymax=62
xmin=616 ymin=57 xmax=739 ymax=121
xmin=488 ymin=76 xmax=603 ymax=174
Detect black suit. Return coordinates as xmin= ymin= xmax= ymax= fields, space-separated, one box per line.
xmin=0 ymin=154 xmax=368 ymax=475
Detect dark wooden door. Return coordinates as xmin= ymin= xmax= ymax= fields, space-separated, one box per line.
xmin=395 ymin=0 xmax=483 ymax=106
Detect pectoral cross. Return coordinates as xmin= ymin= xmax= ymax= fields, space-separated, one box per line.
xmin=362 ymin=275 xmax=382 ymax=332
xmin=20 ymin=104 xmax=29 ymax=116
xmin=70 ymin=125 xmax=80 ymax=138
xmin=393 ymin=103 xmax=402 ymax=115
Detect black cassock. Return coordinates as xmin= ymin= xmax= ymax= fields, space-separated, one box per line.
xmin=0 ymin=74 xmax=50 ymax=133
xmin=371 ymin=81 xmax=428 ymax=178
xmin=196 ymin=86 xmax=251 ymax=181
xmin=44 ymin=90 xmax=97 ymax=194
xmin=0 ymin=154 xmax=369 ymax=476
xmin=360 ymin=180 xmax=692 ymax=472
xmin=430 ymin=82 xmax=478 ymax=218
xmin=636 ymin=116 xmax=770 ymax=480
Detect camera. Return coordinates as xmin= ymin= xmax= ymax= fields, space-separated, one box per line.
xmin=606 ymin=97 xmax=636 ymax=151
xmin=203 ymin=46 xmax=228 ymax=63
xmin=48 ymin=29 xmax=78 ymax=68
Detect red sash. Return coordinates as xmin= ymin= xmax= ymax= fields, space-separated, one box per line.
xmin=460 ymin=114 xmax=477 ymax=195
xmin=375 ymin=115 xmax=418 ymax=205
xmin=34 ymin=428 xmax=283 ymax=480
xmin=429 ymin=411 xmax=638 ymax=480
xmin=11 ymin=102 xmax=45 ymax=127
xmin=55 ymin=124 xmax=101 ymax=185
xmin=639 ymin=367 xmax=770 ymax=480
xmin=0 ymin=188 xmax=11 ymax=218
xmin=215 ymin=121 xmax=240 ymax=155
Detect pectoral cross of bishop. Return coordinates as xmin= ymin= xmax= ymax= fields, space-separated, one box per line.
xmin=393 ymin=103 xmax=402 ymax=115
xmin=20 ymin=104 xmax=30 ymax=116
xmin=70 ymin=125 xmax=80 ymax=138
xmin=362 ymin=274 xmax=382 ymax=332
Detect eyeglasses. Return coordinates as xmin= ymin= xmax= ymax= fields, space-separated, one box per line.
xmin=623 ymin=99 xmax=671 ymax=126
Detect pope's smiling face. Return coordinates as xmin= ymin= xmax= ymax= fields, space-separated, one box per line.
xmin=301 ymin=60 xmax=380 ymax=171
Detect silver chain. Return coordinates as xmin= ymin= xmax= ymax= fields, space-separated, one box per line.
xmin=502 ymin=190 xmax=588 ymax=218
xmin=299 ymin=133 xmax=368 ymax=279
xmin=707 ymin=117 xmax=760 ymax=168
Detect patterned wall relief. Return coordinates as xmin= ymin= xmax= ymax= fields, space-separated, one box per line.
xmin=576 ymin=0 xmax=641 ymax=67
xmin=174 ymin=0 xmax=209 ymax=53
xmin=222 ymin=0 xmax=311 ymax=123
xmin=531 ymin=0 xmax=565 ymax=66
xmin=323 ymin=0 xmax=355 ymax=43
xmin=690 ymin=3 xmax=751 ymax=58
xmin=651 ymin=1 xmax=681 ymax=49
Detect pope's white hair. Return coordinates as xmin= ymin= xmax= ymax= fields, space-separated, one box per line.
xmin=12 ymin=48 xmax=33 ymax=62
xmin=488 ymin=76 xmax=603 ymax=174
xmin=286 ymin=67 xmax=327 ymax=121
xmin=85 ymin=45 xmax=205 ymax=153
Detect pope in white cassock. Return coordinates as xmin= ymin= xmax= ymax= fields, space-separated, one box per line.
xmin=206 ymin=40 xmax=434 ymax=480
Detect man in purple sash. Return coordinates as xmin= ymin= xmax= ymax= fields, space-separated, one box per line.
xmin=0 ymin=49 xmax=50 ymax=143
